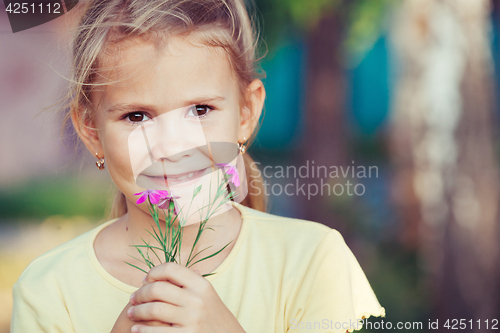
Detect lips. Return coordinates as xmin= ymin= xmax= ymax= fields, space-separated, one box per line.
xmin=146 ymin=167 xmax=211 ymax=186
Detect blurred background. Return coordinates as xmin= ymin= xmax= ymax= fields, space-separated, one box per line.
xmin=1 ymin=0 xmax=500 ymax=332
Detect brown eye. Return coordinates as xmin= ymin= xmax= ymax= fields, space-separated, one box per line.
xmin=196 ymin=105 xmax=210 ymax=116
xmin=187 ymin=105 xmax=213 ymax=118
xmin=125 ymin=112 xmax=151 ymax=123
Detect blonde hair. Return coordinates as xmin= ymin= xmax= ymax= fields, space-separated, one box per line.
xmin=62 ymin=0 xmax=268 ymax=219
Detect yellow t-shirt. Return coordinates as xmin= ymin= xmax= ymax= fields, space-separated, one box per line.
xmin=11 ymin=201 xmax=385 ymax=333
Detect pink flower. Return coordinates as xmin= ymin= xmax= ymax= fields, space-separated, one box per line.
xmin=158 ymin=193 xmax=181 ymax=215
xmin=216 ymin=163 xmax=240 ymax=187
xmin=134 ymin=190 xmax=170 ymax=205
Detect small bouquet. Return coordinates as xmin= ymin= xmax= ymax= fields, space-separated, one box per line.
xmin=124 ymin=163 xmax=240 ymax=278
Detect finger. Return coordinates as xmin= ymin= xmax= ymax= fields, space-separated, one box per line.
xmin=131 ymin=323 xmax=181 ymax=333
xmin=144 ymin=262 xmax=199 ymax=290
xmin=133 ymin=322 xmax=178 ymax=328
xmin=136 ymin=320 xmax=166 ymax=327
xmin=194 ymin=270 xmax=201 ymax=275
xmin=131 ymin=281 xmax=187 ymax=306
xmin=128 ymin=302 xmax=183 ymax=324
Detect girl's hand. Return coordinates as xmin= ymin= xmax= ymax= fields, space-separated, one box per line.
xmin=127 ymin=262 xmax=246 ymax=333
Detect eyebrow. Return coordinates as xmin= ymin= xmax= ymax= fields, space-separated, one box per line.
xmin=107 ymin=96 xmax=226 ymax=114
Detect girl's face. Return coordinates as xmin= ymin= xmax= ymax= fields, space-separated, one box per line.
xmin=75 ymin=33 xmax=264 ymax=223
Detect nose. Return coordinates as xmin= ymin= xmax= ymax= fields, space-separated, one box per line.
xmin=146 ymin=107 xmax=207 ymax=163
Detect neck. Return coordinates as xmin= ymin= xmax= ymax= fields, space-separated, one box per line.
xmin=121 ymin=198 xmax=242 ymax=267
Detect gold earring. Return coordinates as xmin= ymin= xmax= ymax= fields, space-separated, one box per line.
xmin=95 ymin=152 xmax=105 ymax=170
xmin=238 ymin=137 xmax=247 ymax=154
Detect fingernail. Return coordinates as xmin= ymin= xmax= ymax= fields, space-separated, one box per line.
xmin=131 ymin=326 xmax=139 ymax=333
xmin=127 ymin=306 xmax=134 ymax=318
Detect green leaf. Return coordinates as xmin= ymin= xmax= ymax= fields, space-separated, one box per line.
xmin=124 ymin=261 xmax=148 ymax=274
xmin=134 ymin=246 xmax=155 ymax=268
xmin=140 ymin=238 xmax=163 ymax=264
xmin=202 ymin=272 xmax=216 ymax=278
xmin=132 ymin=244 xmax=164 ymax=252
xmin=193 ymin=184 xmax=203 ymax=197
xmin=145 ymin=227 xmax=162 ymax=246
xmin=188 ymin=240 xmax=233 ymax=268
xmin=126 ymin=252 xmax=148 ymax=265
xmin=186 ymin=245 xmax=214 ymax=266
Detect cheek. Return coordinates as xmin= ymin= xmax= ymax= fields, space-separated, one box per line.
xmin=203 ymin=110 xmax=239 ymax=142
xmin=101 ymin=126 xmax=135 ymax=182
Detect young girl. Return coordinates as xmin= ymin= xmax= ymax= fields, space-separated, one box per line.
xmin=11 ymin=0 xmax=386 ymax=332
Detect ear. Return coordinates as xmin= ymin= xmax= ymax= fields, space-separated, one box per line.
xmin=70 ymin=103 xmax=104 ymax=158
xmin=239 ymin=79 xmax=265 ymax=143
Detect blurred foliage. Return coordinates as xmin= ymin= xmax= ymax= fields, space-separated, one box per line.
xmin=0 ymin=175 xmax=113 ymax=220
xmin=253 ymin=0 xmax=397 ymax=63
xmin=253 ymin=0 xmax=339 ymax=56
xmin=251 ymin=1 xmax=427 ymax=326
xmin=324 ymin=179 xmax=429 ymax=332
xmin=363 ymin=245 xmax=429 ymax=332
xmin=271 ymin=0 xmax=341 ymax=32
xmin=343 ymin=0 xmax=399 ymax=67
